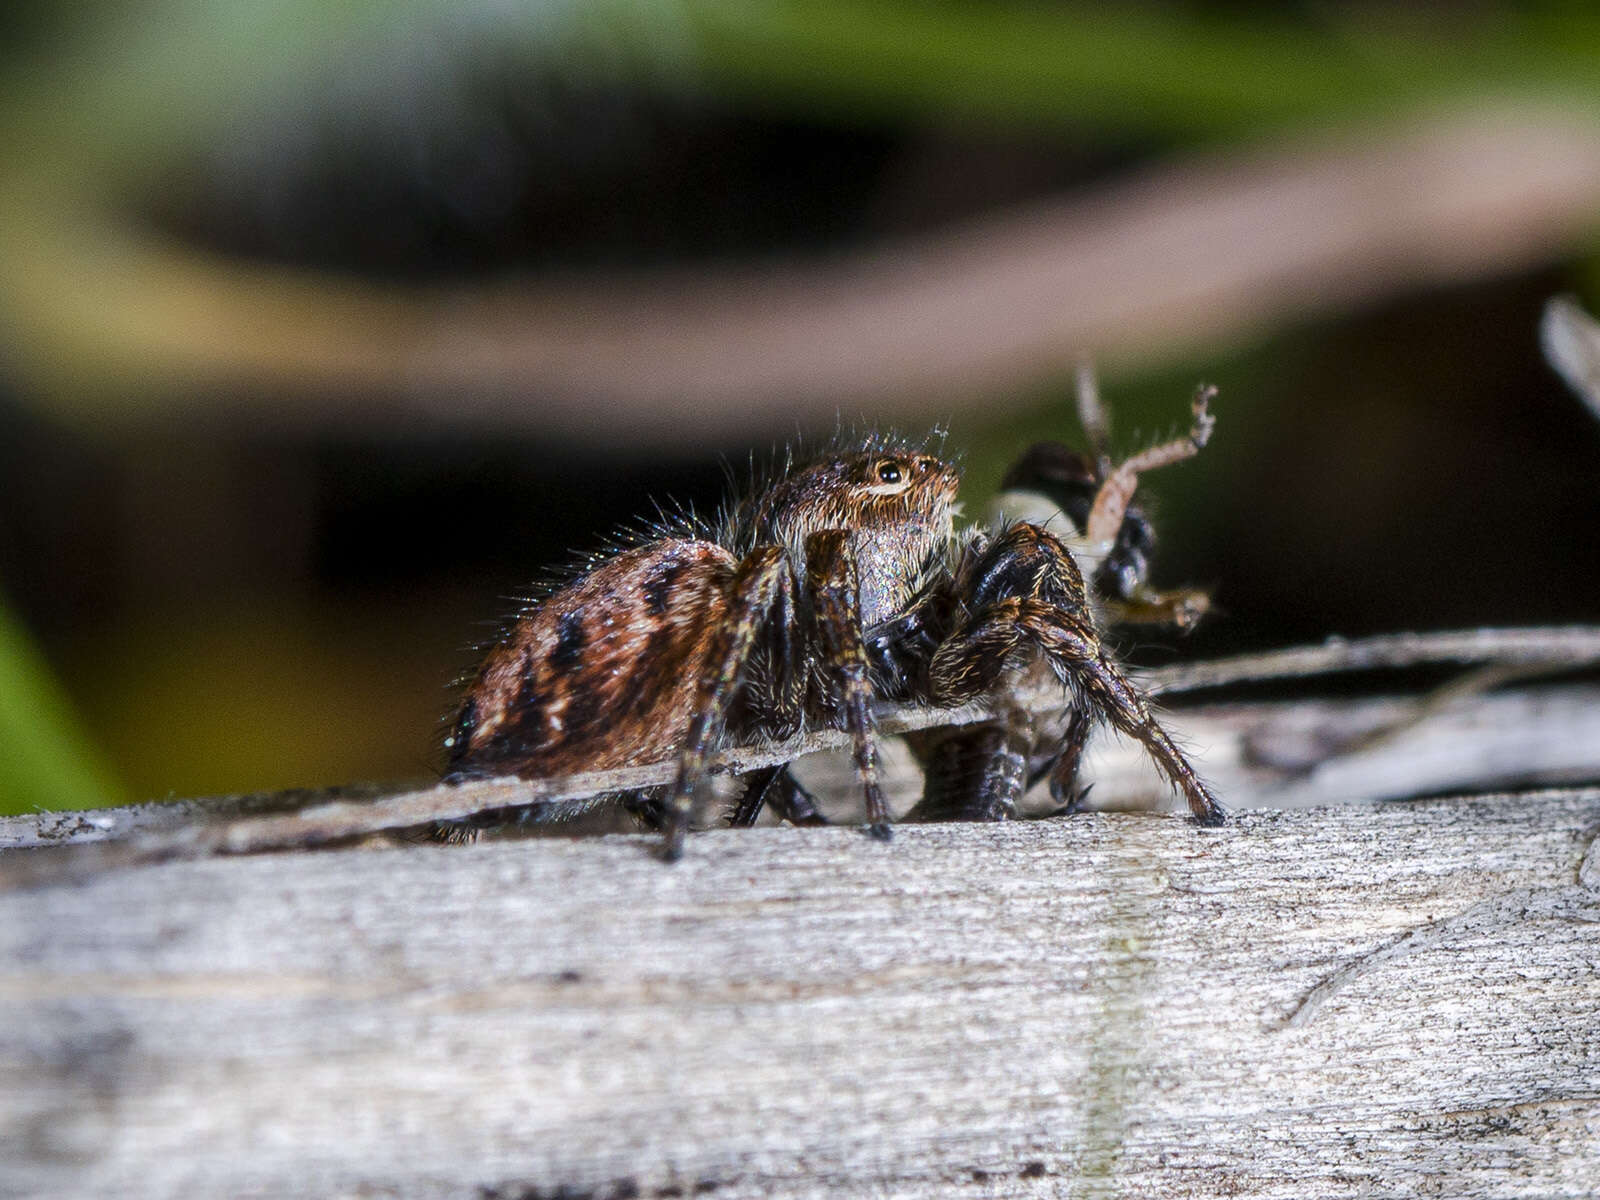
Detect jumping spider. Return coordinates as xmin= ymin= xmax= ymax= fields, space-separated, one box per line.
xmin=442 ymin=384 xmax=1221 ymax=857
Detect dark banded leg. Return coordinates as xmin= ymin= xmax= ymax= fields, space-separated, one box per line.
xmin=1039 ymin=707 xmax=1094 ymax=814
xmin=663 ymin=547 xmax=790 ymax=860
xmin=729 ymin=764 xmax=828 ymax=828
xmin=930 ymin=597 xmax=1224 ymax=826
xmin=903 ymin=709 xmax=1032 ymax=823
xmin=805 ymin=530 xmax=893 ymax=840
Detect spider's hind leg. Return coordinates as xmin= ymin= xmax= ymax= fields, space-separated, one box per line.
xmin=663 ymin=546 xmax=792 ymax=860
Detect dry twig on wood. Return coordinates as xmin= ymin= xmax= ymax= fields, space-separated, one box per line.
xmin=3 ymin=627 xmax=1598 ymax=875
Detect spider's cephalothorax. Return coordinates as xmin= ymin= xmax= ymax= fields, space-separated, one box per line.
xmin=443 ymin=399 xmax=1221 ymax=857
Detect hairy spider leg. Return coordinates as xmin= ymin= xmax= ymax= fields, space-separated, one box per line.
xmin=1085 ymin=383 xmax=1216 ymax=546
xmin=729 ymin=764 xmax=828 ymax=828
xmin=929 ymin=594 xmax=1224 ymax=825
xmin=726 ymin=567 xmax=832 ymax=830
xmin=889 ymin=522 xmax=1087 ymax=823
xmin=903 ymin=701 xmax=1035 ymax=823
xmin=806 ymin=530 xmax=894 ymax=840
xmin=753 ymin=562 xmax=809 ymax=738
xmin=663 ymin=546 xmax=790 ymax=860
xmin=905 ymin=523 xmax=1084 ymax=822
xmin=1039 ymin=706 xmax=1094 ymax=811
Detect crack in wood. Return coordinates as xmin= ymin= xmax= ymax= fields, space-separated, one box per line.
xmin=1285 ymin=881 xmax=1600 ymax=1029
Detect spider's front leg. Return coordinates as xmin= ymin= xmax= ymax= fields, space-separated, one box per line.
xmin=663 ymin=545 xmax=791 ymax=859
xmin=902 ymin=524 xmax=1082 ymax=824
xmin=929 ymin=525 xmax=1225 ymax=826
xmin=805 ymin=530 xmax=894 ymax=840
xmin=727 ymin=566 xmax=830 ymax=830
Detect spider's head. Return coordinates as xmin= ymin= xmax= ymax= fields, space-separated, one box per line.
xmin=762 ymin=449 xmax=960 ymax=546
xmin=844 ymin=450 xmax=961 ymax=527
xmin=754 ymin=446 xmax=960 ymax=623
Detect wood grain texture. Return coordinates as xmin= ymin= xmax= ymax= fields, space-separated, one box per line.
xmin=4 ymin=792 xmax=1598 ymax=1199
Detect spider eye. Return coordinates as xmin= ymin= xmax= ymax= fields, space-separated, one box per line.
xmin=915 ymin=456 xmax=936 ymax=474
xmin=876 ymin=461 xmax=902 ymax=484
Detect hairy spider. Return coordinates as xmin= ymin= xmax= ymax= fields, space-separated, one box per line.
xmin=896 ymin=371 xmax=1218 ymax=823
xmin=441 ymin=388 xmax=1221 ymax=857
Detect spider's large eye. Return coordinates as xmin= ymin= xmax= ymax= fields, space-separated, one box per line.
xmin=876 ymin=461 xmax=902 ymax=484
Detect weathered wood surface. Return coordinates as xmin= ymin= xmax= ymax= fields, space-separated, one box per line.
xmin=4 ymin=792 xmax=1598 ymax=1199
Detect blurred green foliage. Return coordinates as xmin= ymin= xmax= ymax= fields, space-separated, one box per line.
xmin=0 ymin=593 xmax=125 ymax=813
xmin=8 ymin=2 xmax=1600 ymax=173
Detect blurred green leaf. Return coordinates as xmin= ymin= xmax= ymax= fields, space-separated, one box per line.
xmin=0 ymin=594 xmax=125 ymax=814
xmin=9 ymin=2 xmax=1600 ymax=180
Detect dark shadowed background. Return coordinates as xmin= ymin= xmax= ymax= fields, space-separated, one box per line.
xmin=2 ymin=1 xmax=1599 ymax=813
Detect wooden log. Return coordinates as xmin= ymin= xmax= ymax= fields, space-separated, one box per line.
xmin=3 ymin=791 xmax=1598 ymax=1198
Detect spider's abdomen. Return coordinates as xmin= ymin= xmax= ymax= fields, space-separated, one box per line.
xmin=447 ymin=540 xmax=737 ymax=779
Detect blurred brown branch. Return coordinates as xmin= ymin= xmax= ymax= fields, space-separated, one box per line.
xmin=7 ymin=104 xmax=1600 ymax=444
xmin=1542 ymin=294 xmax=1600 ymax=423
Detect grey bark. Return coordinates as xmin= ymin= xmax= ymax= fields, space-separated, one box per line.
xmin=3 ymin=793 xmax=1599 ymax=1199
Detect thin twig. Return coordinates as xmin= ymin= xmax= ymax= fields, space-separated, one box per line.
xmin=5 ymin=626 xmax=1598 ymax=873
xmin=1143 ymin=626 xmax=1600 ymax=695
